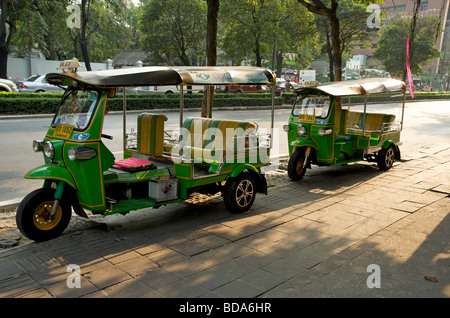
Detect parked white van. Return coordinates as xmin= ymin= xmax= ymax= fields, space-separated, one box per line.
xmin=138 ymin=85 xmax=205 ymax=94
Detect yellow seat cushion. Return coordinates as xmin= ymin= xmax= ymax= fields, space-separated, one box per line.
xmin=181 ymin=117 xmax=257 ymax=162
xmin=137 ymin=113 xmax=168 ymax=157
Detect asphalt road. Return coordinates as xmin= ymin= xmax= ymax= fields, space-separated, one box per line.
xmin=0 ymin=100 xmax=449 ymax=206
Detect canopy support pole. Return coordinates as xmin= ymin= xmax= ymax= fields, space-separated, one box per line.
xmin=401 ymin=92 xmax=406 ymax=131
xmin=179 ymin=86 xmax=184 ymax=139
xmin=123 ymin=88 xmax=127 ymax=151
xmin=206 ymin=86 xmax=212 ymax=119
xmin=362 ymin=94 xmax=367 ymax=137
xmin=270 ymin=84 xmax=275 ymax=149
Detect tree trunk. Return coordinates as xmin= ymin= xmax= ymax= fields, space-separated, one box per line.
xmin=276 ymin=51 xmax=283 ymax=78
xmin=201 ymin=0 xmax=220 ymax=118
xmin=297 ymin=0 xmax=342 ymax=82
xmin=403 ymin=0 xmax=421 ymax=82
xmin=79 ymin=0 xmax=92 ymax=71
xmin=0 ymin=46 xmax=8 ymax=79
xmin=324 ymin=25 xmax=334 ymax=81
xmin=0 ymin=0 xmax=12 ymax=79
xmin=329 ymin=11 xmax=342 ymax=82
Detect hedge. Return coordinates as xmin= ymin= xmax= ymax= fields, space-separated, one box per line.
xmin=0 ymin=91 xmax=448 ymax=115
xmin=0 ymin=92 xmax=295 ymax=115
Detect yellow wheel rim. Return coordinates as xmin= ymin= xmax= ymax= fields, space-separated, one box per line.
xmin=32 ymin=201 xmax=62 ymax=231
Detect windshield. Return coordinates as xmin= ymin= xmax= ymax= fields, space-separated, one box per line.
xmin=52 ymin=90 xmax=99 ymax=131
xmin=292 ymin=94 xmax=331 ymax=120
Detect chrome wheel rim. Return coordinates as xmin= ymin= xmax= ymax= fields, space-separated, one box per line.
xmin=235 ymin=179 xmax=254 ymax=208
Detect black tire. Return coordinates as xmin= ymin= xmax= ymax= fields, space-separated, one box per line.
xmin=287 ymin=148 xmax=308 ymax=181
xmin=16 ymin=188 xmax=72 ymax=242
xmin=377 ymin=145 xmax=396 ymax=171
xmin=223 ymin=173 xmax=256 ymax=213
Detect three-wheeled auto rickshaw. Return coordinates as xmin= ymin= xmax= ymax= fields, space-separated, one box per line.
xmin=283 ymin=78 xmax=406 ymax=181
xmin=16 ymin=61 xmax=276 ymax=241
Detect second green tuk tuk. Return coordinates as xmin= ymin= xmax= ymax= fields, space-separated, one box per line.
xmin=283 ymin=78 xmax=406 ymax=181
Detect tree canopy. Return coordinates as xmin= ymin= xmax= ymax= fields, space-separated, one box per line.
xmin=373 ymin=14 xmax=441 ymax=78
xmin=219 ymin=0 xmax=316 ymax=73
xmin=139 ymin=0 xmax=207 ymax=66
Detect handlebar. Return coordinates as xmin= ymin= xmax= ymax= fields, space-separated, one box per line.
xmin=101 ymin=134 xmax=113 ymax=140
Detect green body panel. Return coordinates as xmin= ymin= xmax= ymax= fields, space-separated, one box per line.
xmin=63 ymin=141 xmax=114 ymax=212
xmin=287 ymin=98 xmax=337 ymax=163
xmin=229 ymin=163 xmax=259 ymax=178
xmin=286 ymin=94 xmax=402 ymax=167
xmin=25 ymin=165 xmax=77 ymax=189
xmin=380 ymin=132 xmax=401 ymax=148
xmin=31 ymin=91 xmax=114 ymax=212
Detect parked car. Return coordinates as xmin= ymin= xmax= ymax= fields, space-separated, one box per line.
xmin=139 ymin=85 xmax=205 ymax=94
xmin=215 ymin=84 xmax=274 ymax=94
xmin=17 ymin=75 xmax=65 ymax=93
xmin=0 ymin=78 xmax=18 ymax=92
xmin=276 ymin=78 xmax=301 ymax=93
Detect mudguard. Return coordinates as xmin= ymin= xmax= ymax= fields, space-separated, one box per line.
xmin=290 ymin=139 xmax=318 ymax=151
xmin=229 ymin=164 xmax=267 ymax=195
xmin=25 ymin=165 xmax=77 ymax=189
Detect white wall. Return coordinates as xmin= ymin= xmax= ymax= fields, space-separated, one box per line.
xmin=7 ymin=57 xmax=110 ymax=82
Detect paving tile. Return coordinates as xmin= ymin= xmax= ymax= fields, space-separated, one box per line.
xmin=187 ymin=268 xmax=233 ymax=290
xmin=102 ymin=279 xmax=164 ymax=298
xmin=212 ymin=279 xmax=262 ymax=298
xmin=212 ymin=259 xmax=257 ymax=280
xmin=115 ymin=255 xmax=158 ymax=277
xmin=146 ymin=248 xmax=186 ymax=266
xmin=237 ymin=269 xmax=287 ymax=292
xmin=138 ymin=267 xmax=183 ymax=290
xmin=163 ymin=257 xmax=210 ymax=278
xmin=157 ymin=278 xmax=209 ymax=298
xmin=44 ymin=276 xmax=98 ymax=298
xmin=85 ymin=265 xmax=132 ymax=290
xmin=0 ymin=273 xmax=50 ymax=298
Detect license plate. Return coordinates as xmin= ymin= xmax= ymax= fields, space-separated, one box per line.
xmin=54 ymin=124 xmax=74 ymax=139
xmin=298 ymin=114 xmax=316 ymax=123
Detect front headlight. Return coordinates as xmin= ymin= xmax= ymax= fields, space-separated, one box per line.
xmin=297 ymin=125 xmax=307 ymax=137
xmin=43 ymin=141 xmax=55 ymax=159
xmin=32 ymin=140 xmax=45 ymax=152
xmin=68 ymin=146 xmax=97 ymax=161
xmin=282 ymin=124 xmax=290 ymax=132
xmin=318 ymin=128 xmax=333 ymax=136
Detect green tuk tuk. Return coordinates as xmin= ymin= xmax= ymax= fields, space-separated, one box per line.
xmin=283 ymin=78 xmax=406 ymax=181
xmin=16 ymin=61 xmax=276 ymax=241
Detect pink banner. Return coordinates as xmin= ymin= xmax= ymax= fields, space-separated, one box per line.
xmin=406 ymin=37 xmax=414 ymax=98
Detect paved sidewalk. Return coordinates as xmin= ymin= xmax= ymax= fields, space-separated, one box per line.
xmin=0 ymin=142 xmax=449 ymax=298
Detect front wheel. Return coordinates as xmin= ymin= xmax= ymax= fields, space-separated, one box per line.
xmin=223 ymin=173 xmax=256 ymax=213
xmin=16 ymin=188 xmax=72 ymax=242
xmin=377 ymin=145 xmax=396 ymax=171
xmin=287 ymin=148 xmax=309 ymax=181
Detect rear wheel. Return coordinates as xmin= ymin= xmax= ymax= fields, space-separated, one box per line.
xmin=377 ymin=145 xmax=396 ymax=171
xmin=16 ymin=188 xmax=72 ymax=241
xmin=288 ymin=148 xmax=308 ymax=181
xmin=223 ymin=173 xmax=256 ymax=213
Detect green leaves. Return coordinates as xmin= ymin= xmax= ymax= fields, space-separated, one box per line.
xmin=139 ymin=0 xmax=207 ymax=66
xmin=373 ymin=15 xmax=441 ymax=77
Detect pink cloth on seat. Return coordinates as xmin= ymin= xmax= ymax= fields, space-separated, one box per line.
xmin=114 ymin=158 xmax=153 ymax=170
